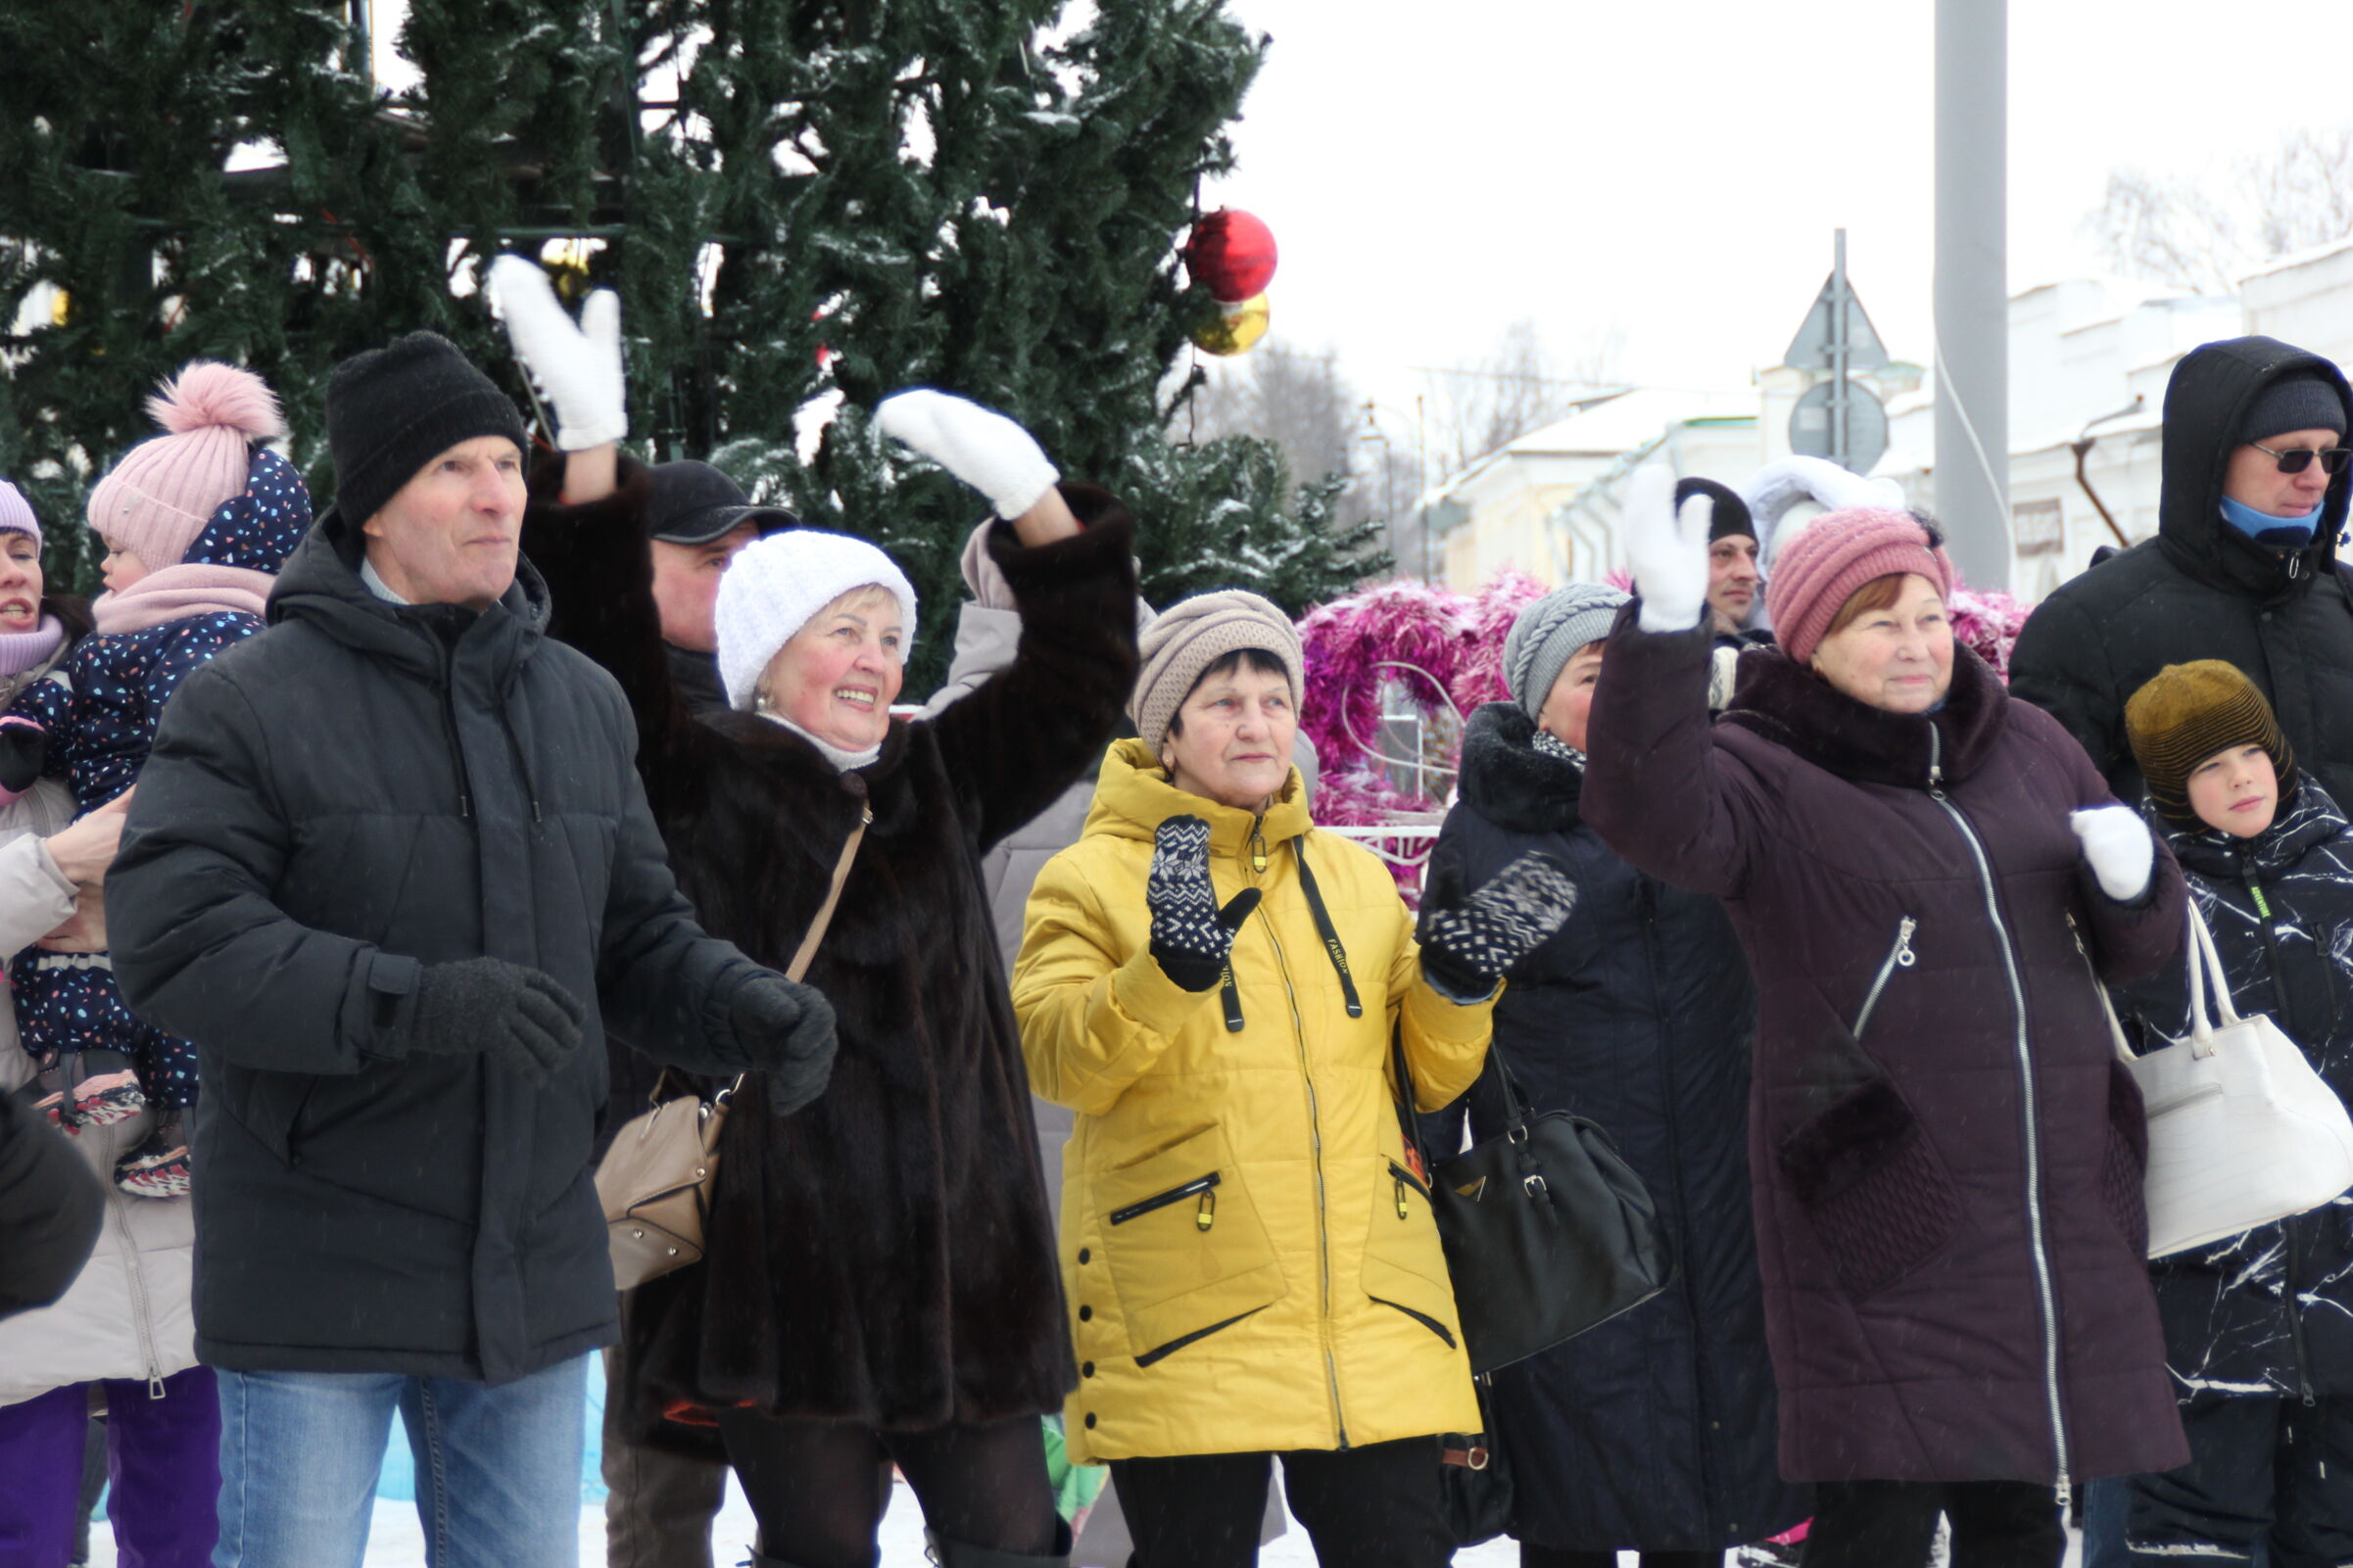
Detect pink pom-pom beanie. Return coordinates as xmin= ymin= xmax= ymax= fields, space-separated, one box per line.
xmin=86 ymin=361 xmax=287 ymax=571
xmin=1764 ymin=506 xmax=1955 ymax=666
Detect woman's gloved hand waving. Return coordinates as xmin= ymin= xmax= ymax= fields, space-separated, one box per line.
xmin=1417 ymin=852 xmax=1579 ymax=1001
xmin=1622 ymin=461 xmax=1715 ymax=633
xmin=2070 ymin=804 xmax=2155 ymax=903
xmin=1147 ymin=816 xmax=1263 ymax=992
xmin=487 ymin=253 xmax=627 ymax=451
xmin=875 ymin=389 xmax=1061 ymax=523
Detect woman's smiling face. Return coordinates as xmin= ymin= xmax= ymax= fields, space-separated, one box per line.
xmin=0 ymin=530 xmax=43 ymax=631
xmin=756 ymin=585 xmax=905 ymax=750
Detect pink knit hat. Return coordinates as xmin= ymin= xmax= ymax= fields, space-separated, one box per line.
xmin=1764 ymin=506 xmax=1955 ymax=665
xmin=0 ymin=481 xmax=38 ymax=549
xmin=86 ymin=362 xmax=287 ymax=571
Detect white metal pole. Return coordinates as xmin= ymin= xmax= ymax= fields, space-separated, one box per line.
xmin=1935 ymin=0 xmax=2011 ymax=590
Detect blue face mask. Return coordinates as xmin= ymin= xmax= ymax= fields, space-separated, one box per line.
xmin=2221 ymin=493 xmax=2324 ymax=547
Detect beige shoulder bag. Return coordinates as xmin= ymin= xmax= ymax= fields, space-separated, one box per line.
xmin=597 ymin=807 xmax=868 ymax=1289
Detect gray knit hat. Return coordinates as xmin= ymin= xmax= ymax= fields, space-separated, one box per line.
xmin=1129 ymin=590 xmax=1303 ymax=753
xmin=2240 ymin=371 xmax=2347 ymax=445
xmin=1504 ymin=583 xmax=1630 ymax=724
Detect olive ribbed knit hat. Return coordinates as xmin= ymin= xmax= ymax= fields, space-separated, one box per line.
xmin=2124 ymin=660 xmax=2295 ymax=826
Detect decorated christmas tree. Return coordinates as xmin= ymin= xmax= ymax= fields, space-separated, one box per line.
xmin=0 ymin=0 xmax=1385 ymax=677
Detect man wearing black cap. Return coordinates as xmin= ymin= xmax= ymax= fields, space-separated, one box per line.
xmin=637 ymin=460 xmax=794 ymax=714
xmin=1679 ymin=476 xmax=1771 ymax=712
xmin=2013 ymin=336 xmax=2353 ymax=810
xmin=105 ymin=329 xmax=840 ymax=1568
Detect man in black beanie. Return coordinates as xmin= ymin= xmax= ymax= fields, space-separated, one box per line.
xmin=106 ymin=329 xmax=840 ymax=1568
xmin=2013 ymin=335 xmax=2353 ymax=812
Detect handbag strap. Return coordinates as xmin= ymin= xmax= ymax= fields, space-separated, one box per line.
xmin=786 ymin=805 xmax=870 ymax=982
xmin=2078 ymin=938 xmax=2135 ymax=1066
xmin=2185 ymin=897 xmax=2240 ymax=1038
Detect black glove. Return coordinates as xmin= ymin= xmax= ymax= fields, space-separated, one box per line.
xmin=1417 ymin=852 xmax=1578 ymax=1001
xmin=1148 ymin=816 xmax=1263 ymax=992
xmin=0 ymin=718 xmax=46 ymax=797
xmin=409 ymin=957 xmax=586 ymax=1084
xmin=730 ymin=974 xmax=838 ymax=1116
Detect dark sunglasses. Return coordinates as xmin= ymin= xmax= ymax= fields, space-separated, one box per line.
xmin=2251 ymin=441 xmax=2353 ymax=476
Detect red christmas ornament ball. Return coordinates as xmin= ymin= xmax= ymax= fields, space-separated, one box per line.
xmin=1183 ymin=210 xmax=1278 ymax=304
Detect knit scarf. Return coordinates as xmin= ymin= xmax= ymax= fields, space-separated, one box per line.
xmin=2220 ymin=494 xmax=2323 ymax=549
xmin=93 ymin=564 xmax=273 ymax=635
xmin=1531 ymin=728 xmax=1586 ymax=771
xmin=757 ymin=710 xmax=882 ymax=772
xmin=0 ymin=615 xmax=66 ymax=679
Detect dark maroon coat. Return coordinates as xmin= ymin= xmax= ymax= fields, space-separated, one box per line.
xmin=1582 ymin=622 xmax=2188 ymax=1489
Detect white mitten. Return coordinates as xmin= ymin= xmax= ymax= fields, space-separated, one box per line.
xmin=2070 ymin=805 xmax=2155 ymax=903
xmin=1621 ymin=462 xmax=1712 ymax=632
xmin=874 ymin=389 xmax=1060 ymax=521
xmin=487 ymin=254 xmax=627 ymax=451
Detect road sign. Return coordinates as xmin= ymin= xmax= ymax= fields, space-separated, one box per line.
xmin=1791 ymin=378 xmax=1889 ymax=473
xmin=1785 ymin=268 xmax=1890 ymax=371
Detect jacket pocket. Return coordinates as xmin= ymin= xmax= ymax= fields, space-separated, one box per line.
xmin=1777 ymin=1076 xmax=1964 ymax=1299
xmin=1096 ymin=1122 xmax=1287 ymax=1362
xmin=214 ymin=1063 xmax=314 ymax=1165
xmin=2099 ymin=1058 xmax=2151 ymax=1259
xmin=1361 ymin=1158 xmax=1464 ymax=1349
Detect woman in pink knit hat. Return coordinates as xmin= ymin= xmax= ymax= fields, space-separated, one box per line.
xmin=1580 ymin=472 xmax=2189 ymax=1567
xmin=10 ymin=360 xmax=309 ymax=1198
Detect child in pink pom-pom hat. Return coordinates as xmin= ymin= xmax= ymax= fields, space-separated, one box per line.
xmin=10 ymin=361 xmax=311 ymax=1196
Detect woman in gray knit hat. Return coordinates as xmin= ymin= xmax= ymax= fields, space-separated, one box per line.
xmin=1424 ymin=582 xmax=1807 ymax=1568
xmin=1012 ymin=589 xmax=1576 ymax=1568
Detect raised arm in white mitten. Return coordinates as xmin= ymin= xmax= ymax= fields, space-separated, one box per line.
xmin=874 ymin=389 xmax=1061 ymax=523
xmin=1622 ymin=462 xmax=1713 ymax=633
xmin=486 ymin=254 xmax=627 ymax=451
xmin=2070 ymin=805 xmax=2155 ymax=903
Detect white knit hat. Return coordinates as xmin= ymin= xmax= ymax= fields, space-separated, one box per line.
xmin=714 ymin=530 xmax=919 ymax=712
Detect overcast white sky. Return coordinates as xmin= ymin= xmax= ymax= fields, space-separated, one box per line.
xmin=1204 ymin=0 xmax=2353 ymax=427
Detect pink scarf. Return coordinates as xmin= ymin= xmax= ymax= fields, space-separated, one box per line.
xmin=93 ymin=564 xmax=274 ymax=635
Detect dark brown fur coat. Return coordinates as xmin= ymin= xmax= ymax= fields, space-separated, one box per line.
xmin=525 ymin=469 xmax=1137 ymax=1432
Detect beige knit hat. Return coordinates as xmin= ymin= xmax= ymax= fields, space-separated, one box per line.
xmin=1128 ymin=590 xmax=1303 ymax=752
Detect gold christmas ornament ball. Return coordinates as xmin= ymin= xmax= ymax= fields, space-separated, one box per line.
xmin=1190 ymin=292 xmax=1271 ymax=356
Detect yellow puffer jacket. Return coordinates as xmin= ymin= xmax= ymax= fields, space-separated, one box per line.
xmin=1013 ymin=739 xmax=1492 ymax=1463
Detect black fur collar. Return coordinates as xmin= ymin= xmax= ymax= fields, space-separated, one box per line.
xmin=1719 ymin=643 xmax=2009 ymax=790
xmin=1458 ymin=702 xmax=1583 ymax=833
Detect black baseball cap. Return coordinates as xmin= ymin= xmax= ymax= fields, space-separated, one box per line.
xmin=648 ymin=459 xmax=797 ymax=546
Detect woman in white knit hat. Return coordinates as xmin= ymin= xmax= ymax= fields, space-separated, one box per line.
xmin=511 ymin=341 xmax=1140 ymax=1565
xmin=1011 ymin=591 xmax=1577 ymax=1567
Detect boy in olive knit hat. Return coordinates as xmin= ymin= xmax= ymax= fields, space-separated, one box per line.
xmin=2115 ymin=659 xmax=2353 ymax=1564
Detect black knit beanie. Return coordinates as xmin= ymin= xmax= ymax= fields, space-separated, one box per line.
xmin=324 ymin=331 xmax=529 ymax=528
xmin=1678 ymin=477 xmax=1754 ymax=544
xmin=2238 ymin=371 xmax=2346 ymax=446
xmin=2124 ymin=660 xmax=2296 ymax=827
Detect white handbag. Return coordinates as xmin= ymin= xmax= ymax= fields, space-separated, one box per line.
xmin=2097 ymin=899 xmax=2353 ymax=1259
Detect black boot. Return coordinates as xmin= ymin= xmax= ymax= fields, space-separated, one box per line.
xmin=923 ymin=1520 xmax=1073 ymax=1567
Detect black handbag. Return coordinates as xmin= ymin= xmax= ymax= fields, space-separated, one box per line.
xmin=1395 ymin=1030 xmax=1672 ymax=1375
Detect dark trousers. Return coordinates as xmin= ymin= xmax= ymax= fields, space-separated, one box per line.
xmin=716 ymin=1408 xmax=1061 ymax=1568
xmin=1801 ymin=1479 xmax=2063 ymax=1568
xmin=2129 ymin=1394 xmax=2353 ymax=1566
xmin=600 ymin=1347 xmax=727 ymax=1568
xmin=1521 ymin=1548 xmax=1714 ymax=1568
xmin=0 ymin=1368 xmax=220 ymax=1568
xmin=1111 ymin=1436 xmax=1453 ymax=1568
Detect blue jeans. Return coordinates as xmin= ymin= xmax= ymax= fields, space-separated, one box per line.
xmin=212 ymin=1356 xmax=587 ymax=1568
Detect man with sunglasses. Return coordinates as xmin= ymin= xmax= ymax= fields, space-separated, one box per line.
xmin=2014 ymin=336 xmax=2353 ymax=814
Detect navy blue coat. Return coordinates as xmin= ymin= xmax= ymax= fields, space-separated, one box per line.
xmin=1425 ymin=703 xmax=1807 ymax=1551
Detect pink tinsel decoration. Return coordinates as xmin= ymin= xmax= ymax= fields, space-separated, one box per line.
xmin=1298 ymin=579 xmax=1467 ymax=783
xmin=1448 ymin=569 xmax=1548 ymax=716
xmin=1947 ymin=579 xmax=2034 ymax=683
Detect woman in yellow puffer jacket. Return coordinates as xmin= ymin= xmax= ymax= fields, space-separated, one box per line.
xmin=1014 ymin=590 xmax=1577 ymax=1568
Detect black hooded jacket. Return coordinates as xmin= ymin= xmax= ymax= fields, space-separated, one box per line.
xmin=107 ymin=506 xmax=769 ymax=1383
xmin=1423 ymin=704 xmax=1806 ymax=1550
xmin=2011 ymin=336 xmax=2353 ymax=808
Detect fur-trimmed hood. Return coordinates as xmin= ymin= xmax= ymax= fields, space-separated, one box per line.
xmin=1456 ymin=701 xmax=1582 ymax=833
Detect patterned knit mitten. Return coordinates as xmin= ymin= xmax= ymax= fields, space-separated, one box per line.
xmin=1417 ymin=851 xmax=1578 ymax=1000
xmin=1147 ymin=816 xmax=1263 ymax=992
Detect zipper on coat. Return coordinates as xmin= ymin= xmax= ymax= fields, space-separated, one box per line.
xmin=1259 ymin=853 xmax=1347 ymax=1449
xmin=1849 ymin=916 xmax=1920 ymax=1044
xmin=1109 ymin=1172 xmax=1220 ymax=1226
xmin=1927 ymin=725 xmax=2072 ymax=1504
xmin=1642 ymin=876 xmax=1722 ymax=1539
xmin=435 ymin=655 xmax=474 ymax=822
xmin=101 ymin=1121 xmax=167 ymax=1397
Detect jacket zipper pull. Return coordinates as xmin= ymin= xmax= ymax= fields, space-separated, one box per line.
xmin=1395 ymin=1177 xmax=1410 ymax=1220
xmin=1250 ymin=814 xmax=1267 ymax=874
xmin=149 ymin=1375 xmax=167 ymax=1400
xmin=1894 ymin=916 xmax=1918 ymax=969
xmin=1195 ymin=1190 xmax=1217 ymax=1231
